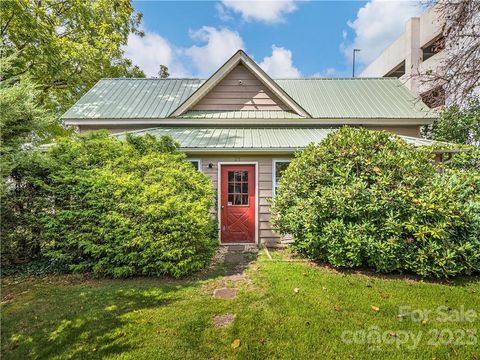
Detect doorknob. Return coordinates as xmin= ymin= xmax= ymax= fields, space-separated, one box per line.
xmin=221 ymin=205 xmax=225 ymax=209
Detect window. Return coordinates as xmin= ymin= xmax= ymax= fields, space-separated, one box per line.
xmin=422 ymin=36 xmax=445 ymax=62
xmin=384 ymin=60 xmax=405 ymax=78
xmin=227 ymin=171 xmax=249 ymax=205
xmin=273 ymin=160 xmax=291 ymax=196
xmin=188 ymin=159 xmax=201 ymax=171
xmin=420 ymin=86 xmax=445 ymax=109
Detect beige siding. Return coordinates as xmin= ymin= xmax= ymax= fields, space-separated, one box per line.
xmin=196 ymin=156 xmax=288 ymax=246
xmin=192 ymin=64 xmax=290 ymax=111
xmin=363 ymin=125 xmax=421 ymax=137
xmin=78 ymin=125 xmax=148 ymax=134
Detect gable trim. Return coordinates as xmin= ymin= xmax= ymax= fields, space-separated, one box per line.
xmin=170 ymin=50 xmax=311 ymax=118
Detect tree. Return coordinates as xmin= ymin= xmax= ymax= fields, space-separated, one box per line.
xmin=420 ymin=1 xmax=480 ymax=105
xmin=1 ymin=131 xmax=216 ymax=276
xmin=423 ymin=98 xmax=480 ymax=145
xmin=0 ymin=52 xmax=52 ymax=192
xmin=158 ymin=64 xmax=170 ymax=79
xmin=0 ymin=0 xmax=146 ymax=115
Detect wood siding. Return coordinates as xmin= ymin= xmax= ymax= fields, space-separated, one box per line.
xmin=363 ymin=125 xmax=421 ymax=137
xmin=192 ymin=64 xmax=290 ymax=111
xmin=77 ymin=125 xmax=147 ymax=134
xmin=197 ymin=156 xmax=286 ymax=246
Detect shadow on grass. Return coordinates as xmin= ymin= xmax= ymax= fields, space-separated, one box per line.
xmin=1 ymin=246 xmax=259 ymax=359
xmin=267 ymin=248 xmax=480 ymax=287
xmin=2 ymin=282 xmax=184 ymax=359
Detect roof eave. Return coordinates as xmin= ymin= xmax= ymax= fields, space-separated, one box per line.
xmin=64 ymin=117 xmax=435 ymax=126
xmin=182 ymin=148 xmax=298 ymax=155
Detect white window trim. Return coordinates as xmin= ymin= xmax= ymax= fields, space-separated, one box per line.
xmin=272 ymin=159 xmax=291 ymax=197
xmin=188 ymin=159 xmax=202 ymax=171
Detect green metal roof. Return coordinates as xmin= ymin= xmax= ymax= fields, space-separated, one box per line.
xmin=276 ymin=78 xmax=435 ymax=119
xmin=62 ymin=79 xmax=204 ymax=119
xmin=62 ymin=78 xmax=436 ymax=121
xmin=114 ymin=127 xmax=440 ymax=152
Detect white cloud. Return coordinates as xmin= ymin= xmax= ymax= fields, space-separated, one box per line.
xmin=215 ymin=2 xmax=233 ymax=21
xmin=184 ymin=26 xmax=245 ymax=76
xmin=124 ymin=27 xmax=302 ymax=79
xmin=322 ymin=68 xmax=338 ymax=77
xmin=310 ymin=68 xmax=340 ymax=78
xmin=123 ymin=31 xmax=188 ymax=77
xmin=343 ymin=0 xmax=423 ymax=66
xmin=259 ymin=45 xmax=301 ymax=78
xmin=219 ymin=0 xmax=298 ymax=23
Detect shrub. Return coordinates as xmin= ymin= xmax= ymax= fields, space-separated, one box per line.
xmin=422 ymin=98 xmax=480 ymax=146
xmin=2 ymin=131 xmax=216 ymax=277
xmin=441 ymin=145 xmax=480 ymax=173
xmin=272 ymin=127 xmax=480 ymax=278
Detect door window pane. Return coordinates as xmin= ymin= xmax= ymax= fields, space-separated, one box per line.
xmin=234 ymin=194 xmax=241 ymax=205
xmin=242 ymin=182 xmax=248 ymax=193
xmin=227 ymin=170 xmax=249 ymax=206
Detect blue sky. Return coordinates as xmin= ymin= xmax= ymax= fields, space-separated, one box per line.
xmin=126 ymin=1 xmax=424 ymax=78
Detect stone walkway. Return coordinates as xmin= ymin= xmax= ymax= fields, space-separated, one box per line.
xmin=211 ymin=245 xmax=258 ymax=327
xmin=212 ymin=245 xmax=258 ymax=298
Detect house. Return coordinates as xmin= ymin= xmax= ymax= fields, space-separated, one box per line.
xmin=62 ymin=50 xmax=441 ymax=247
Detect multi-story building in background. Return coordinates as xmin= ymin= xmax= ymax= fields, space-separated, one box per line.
xmin=360 ymin=5 xmax=446 ymax=109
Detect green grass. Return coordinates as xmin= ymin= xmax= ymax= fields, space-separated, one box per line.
xmin=2 ymin=250 xmax=479 ymax=359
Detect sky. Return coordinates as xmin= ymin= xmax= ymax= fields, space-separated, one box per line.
xmin=126 ymin=0 xmax=426 ymax=79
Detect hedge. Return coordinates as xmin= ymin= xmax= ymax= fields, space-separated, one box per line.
xmin=272 ymin=127 xmax=480 ymax=277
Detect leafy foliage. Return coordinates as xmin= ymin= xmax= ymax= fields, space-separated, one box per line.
xmin=1 ymin=258 xmax=69 ymax=277
xmin=422 ymin=98 xmax=480 ymax=146
xmin=2 ymin=132 xmax=216 ymax=277
xmin=158 ymin=65 xmax=170 ymax=79
xmin=0 ymin=53 xmax=54 ymax=194
xmin=272 ymin=127 xmax=480 ymax=278
xmin=0 ymin=0 xmax=145 ymax=114
xmin=429 ymin=143 xmax=480 ymax=173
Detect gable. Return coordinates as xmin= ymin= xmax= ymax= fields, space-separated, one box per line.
xmin=171 ymin=50 xmax=311 ymax=118
xmin=192 ymin=64 xmax=290 ymax=111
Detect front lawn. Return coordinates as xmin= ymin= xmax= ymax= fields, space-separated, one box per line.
xmin=2 ymin=250 xmax=479 ymax=359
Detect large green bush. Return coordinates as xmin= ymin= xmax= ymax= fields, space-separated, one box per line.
xmin=272 ymin=127 xmax=480 ymax=277
xmin=2 ymin=131 xmax=216 ymax=277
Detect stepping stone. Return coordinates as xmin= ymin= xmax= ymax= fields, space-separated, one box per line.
xmin=224 ymin=273 xmax=246 ymax=281
xmin=224 ymin=254 xmax=245 ymax=264
xmin=213 ymin=287 xmax=237 ymax=299
xmin=213 ymin=313 xmax=236 ymax=328
xmin=227 ymin=245 xmax=245 ymax=252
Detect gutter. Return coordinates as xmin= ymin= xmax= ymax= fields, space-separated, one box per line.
xmin=63 ymin=117 xmax=436 ymax=126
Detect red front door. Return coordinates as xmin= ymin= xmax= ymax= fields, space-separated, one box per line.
xmin=220 ymin=165 xmax=256 ymax=243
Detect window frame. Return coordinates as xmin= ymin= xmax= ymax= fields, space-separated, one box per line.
xmin=272 ymin=159 xmax=291 ymax=197
xmin=227 ymin=170 xmax=249 ymax=206
xmin=188 ymin=159 xmax=202 ymax=171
